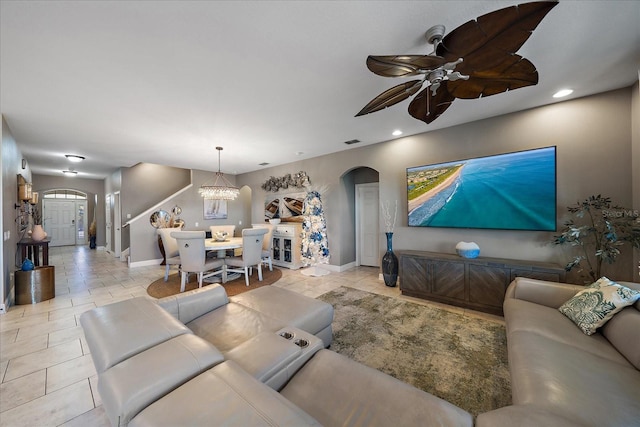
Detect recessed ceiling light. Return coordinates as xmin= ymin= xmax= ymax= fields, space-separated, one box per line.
xmin=392 ymin=130 xmax=403 ymax=136
xmin=65 ymin=154 xmax=85 ymax=162
xmin=62 ymin=170 xmax=78 ymax=176
xmin=553 ymin=89 xmax=573 ymax=98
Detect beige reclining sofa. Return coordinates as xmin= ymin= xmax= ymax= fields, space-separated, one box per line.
xmin=477 ymin=277 xmax=640 ymax=427
xmin=81 ymin=284 xmax=472 ymax=427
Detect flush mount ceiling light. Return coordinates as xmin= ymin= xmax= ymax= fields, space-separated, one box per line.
xmin=198 ymin=146 xmax=239 ymax=200
xmin=392 ymin=130 xmax=403 ymax=136
xmin=63 ymin=170 xmax=78 ymax=176
xmin=553 ymin=89 xmax=573 ymax=98
xmin=65 ymin=154 xmax=85 ymax=162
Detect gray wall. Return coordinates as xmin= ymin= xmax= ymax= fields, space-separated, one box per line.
xmin=126 ymin=168 xmax=251 ymax=265
xmin=632 ymin=79 xmax=639 ymax=279
xmin=238 ymin=87 xmax=638 ymax=282
xmin=1 ymin=116 xmax=31 ymax=307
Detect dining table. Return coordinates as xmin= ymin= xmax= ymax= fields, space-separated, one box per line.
xmin=205 ymin=237 xmax=243 ymax=282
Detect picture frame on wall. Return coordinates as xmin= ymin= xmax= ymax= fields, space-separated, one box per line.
xmin=204 ymin=199 xmax=228 ymax=219
xmin=264 ymin=192 xmax=305 ymax=222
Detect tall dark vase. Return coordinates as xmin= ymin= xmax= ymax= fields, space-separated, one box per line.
xmin=382 ymin=232 xmax=398 ymax=287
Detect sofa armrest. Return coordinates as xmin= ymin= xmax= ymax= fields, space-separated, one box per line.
xmin=477 ymin=405 xmax=586 ymax=427
xmin=154 ymin=284 xmax=229 ymax=324
xmin=505 ymin=277 xmax=584 ymax=309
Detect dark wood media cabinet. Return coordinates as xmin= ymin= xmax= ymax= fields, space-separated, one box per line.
xmin=398 ymin=250 xmax=566 ymax=316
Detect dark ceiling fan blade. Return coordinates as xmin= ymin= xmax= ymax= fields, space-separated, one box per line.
xmin=366 ymin=55 xmax=448 ymax=77
xmin=408 ymin=83 xmax=456 ymax=124
xmin=356 ymin=80 xmax=423 ymax=116
xmin=436 ymin=1 xmax=557 ymax=63
xmin=447 ymin=55 xmax=537 ymax=99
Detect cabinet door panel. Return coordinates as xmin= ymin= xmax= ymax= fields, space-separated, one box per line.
xmin=400 ymin=256 xmax=428 ymax=293
xmin=469 ymin=265 xmax=508 ymax=307
xmin=432 ymin=261 xmax=465 ymax=299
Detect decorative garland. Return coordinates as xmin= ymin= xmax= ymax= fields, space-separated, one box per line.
xmin=261 ymin=171 xmax=310 ymax=192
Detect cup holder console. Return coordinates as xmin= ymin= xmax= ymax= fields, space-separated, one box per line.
xmin=279 ymin=331 xmax=294 ymax=340
xmin=294 ymin=338 xmax=309 ymax=348
xmin=278 ymin=329 xmax=310 ymax=348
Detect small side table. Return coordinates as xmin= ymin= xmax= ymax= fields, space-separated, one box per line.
xmin=15 ymin=266 xmax=55 ymax=304
xmin=17 ymin=238 xmax=50 ymax=266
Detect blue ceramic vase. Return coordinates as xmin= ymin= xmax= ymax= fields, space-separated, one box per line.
xmin=382 ymin=232 xmax=398 ymax=287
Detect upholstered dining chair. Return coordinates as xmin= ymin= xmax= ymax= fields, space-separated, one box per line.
xmin=209 ymin=225 xmax=237 ymax=257
xmin=252 ymin=224 xmax=275 ymax=272
xmin=224 ymin=228 xmax=268 ymax=287
xmin=209 ymin=225 xmax=236 ymax=239
xmin=171 ymin=231 xmax=225 ymax=292
xmin=157 ymin=228 xmax=181 ymax=281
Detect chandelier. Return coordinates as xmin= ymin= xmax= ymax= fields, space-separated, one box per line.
xmin=199 ymin=146 xmax=239 ymax=200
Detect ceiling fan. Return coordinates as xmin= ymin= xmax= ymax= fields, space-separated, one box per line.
xmin=356 ymin=1 xmax=558 ymax=124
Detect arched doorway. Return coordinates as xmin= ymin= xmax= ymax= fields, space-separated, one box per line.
xmin=341 ymin=167 xmax=380 ymax=267
xmin=42 ymin=189 xmax=88 ymax=247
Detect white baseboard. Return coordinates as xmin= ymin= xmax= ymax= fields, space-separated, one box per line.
xmin=129 ymin=258 xmax=163 ymax=269
xmin=301 ymin=262 xmax=356 ymax=273
xmin=120 ymin=247 xmax=130 ymax=262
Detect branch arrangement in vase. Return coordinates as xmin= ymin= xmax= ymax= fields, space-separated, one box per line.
xmin=381 ymin=200 xmax=398 ymax=233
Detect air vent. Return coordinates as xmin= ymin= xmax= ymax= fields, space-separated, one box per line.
xmin=344 ymin=139 xmax=361 ymax=145
xmin=259 ymin=162 xmax=270 ymax=166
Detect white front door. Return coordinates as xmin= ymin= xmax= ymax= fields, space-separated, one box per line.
xmin=44 ymin=200 xmax=76 ymax=246
xmin=356 ymin=183 xmax=380 ymax=267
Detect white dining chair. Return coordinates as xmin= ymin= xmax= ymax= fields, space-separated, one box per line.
xmin=224 ymin=228 xmax=268 ymax=286
xmin=252 ymin=224 xmax=275 ymax=272
xmin=171 ymin=231 xmax=225 ymax=292
xmin=157 ymin=228 xmax=181 ymax=281
xmin=209 ymin=225 xmax=236 ymax=239
xmin=209 ymin=225 xmax=237 ymax=257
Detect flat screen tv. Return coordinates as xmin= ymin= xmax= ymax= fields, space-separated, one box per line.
xmin=407 ymin=146 xmax=556 ymax=231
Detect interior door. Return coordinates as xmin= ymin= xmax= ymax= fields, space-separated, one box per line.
xmin=105 ymin=194 xmax=112 ymax=254
xmin=113 ymin=192 xmax=121 ymax=258
xmin=356 ymin=183 xmax=380 ymax=267
xmin=44 ymin=200 xmax=76 ymax=247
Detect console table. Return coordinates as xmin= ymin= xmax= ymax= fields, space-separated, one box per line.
xmin=17 ymin=237 xmax=50 ymax=266
xmin=398 ymin=250 xmax=566 ymax=316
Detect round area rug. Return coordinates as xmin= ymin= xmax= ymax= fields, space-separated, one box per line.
xmin=147 ymin=267 xmax=282 ymax=298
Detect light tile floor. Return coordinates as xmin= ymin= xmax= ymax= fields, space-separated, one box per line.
xmin=0 ymin=245 xmax=502 ymax=426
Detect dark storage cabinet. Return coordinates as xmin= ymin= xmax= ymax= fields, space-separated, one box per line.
xmin=398 ymin=251 xmax=565 ymax=316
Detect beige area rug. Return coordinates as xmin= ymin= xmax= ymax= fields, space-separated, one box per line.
xmin=147 ymin=267 xmax=282 ymax=298
xmin=318 ymin=287 xmax=511 ymax=418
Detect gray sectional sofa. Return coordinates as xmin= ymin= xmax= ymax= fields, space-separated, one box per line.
xmin=81 ymin=277 xmax=640 ymax=426
xmin=477 ymin=277 xmax=640 ymax=427
xmin=80 ymin=284 xmax=472 ymax=426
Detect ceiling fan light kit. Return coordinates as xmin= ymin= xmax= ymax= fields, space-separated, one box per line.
xmin=356 ymin=1 xmax=558 ymax=124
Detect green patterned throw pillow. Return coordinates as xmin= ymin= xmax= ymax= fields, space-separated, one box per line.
xmin=559 ymin=277 xmax=640 ymax=335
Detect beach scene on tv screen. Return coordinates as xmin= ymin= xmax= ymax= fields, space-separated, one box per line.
xmin=407 ymin=147 xmax=556 ymax=231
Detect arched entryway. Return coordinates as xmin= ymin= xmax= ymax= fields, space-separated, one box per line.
xmin=341 ymin=166 xmax=380 ymax=267
xmin=42 ymin=189 xmax=88 ymax=247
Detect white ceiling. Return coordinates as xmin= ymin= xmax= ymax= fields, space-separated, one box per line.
xmin=2 ymin=1 xmax=639 ymax=179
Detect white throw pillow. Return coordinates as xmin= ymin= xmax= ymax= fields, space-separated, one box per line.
xmin=559 ymin=277 xmax=640 ymax=335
